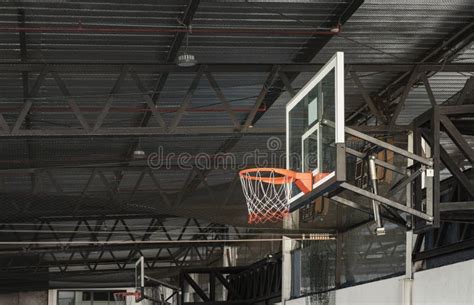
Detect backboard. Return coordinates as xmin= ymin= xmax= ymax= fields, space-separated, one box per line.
xmin=286 ymin=52 xmax=345 ymax=210
xmin=135 ymin=256 xmax=145 ymax=302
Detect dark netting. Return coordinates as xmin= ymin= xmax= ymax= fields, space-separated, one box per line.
xmin=309 ymin=290 xmax=336 ymax=305
xmin=0 ymin=135 xmax=286 ymax=226
xmin=298 ymin=239 xmax=336 ymax=296
xmin=340 ymin=221 xmax=406 ymax=286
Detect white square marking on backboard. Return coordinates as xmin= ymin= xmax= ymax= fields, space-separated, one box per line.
xmin=308 ymin=97 xmax=318 ymax=125
xmin=301 ymin=122 xmax=320 ymax=173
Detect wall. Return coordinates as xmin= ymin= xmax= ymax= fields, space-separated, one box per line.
xmin=285 ymin=259 xmax=474 ymax=305
xmin=48 ymin=288 xmax=163 ymax=305
xmin=0 ymin=291 xmax=48 ymax=305
xmin=49 ymin=288 xmax=134 ymax=305
xmin=412 ymin=259 xmax=474 ymax=305
xmin=336 ymin=276 xmax=403 ymax=305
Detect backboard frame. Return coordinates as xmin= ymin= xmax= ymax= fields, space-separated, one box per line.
xmin=135 ymin=256 xmax=145 ymax=302
xmin=286 ymin=52 xmax=346 ymax=211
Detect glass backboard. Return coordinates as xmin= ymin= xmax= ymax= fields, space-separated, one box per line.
xmin=286 ymin=52 xmax=345 ymax=207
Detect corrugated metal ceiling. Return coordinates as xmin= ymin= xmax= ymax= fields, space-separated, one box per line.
xmin=0 ymin=0 xmax=472 ymax=227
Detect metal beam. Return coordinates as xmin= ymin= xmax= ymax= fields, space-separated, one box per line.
xmin=0 ymin=63 xmax=473 ymax=73
xmin=455 ymin=76 xmax=474 ymax=105
xmin=439 ymin=104 xmax=474 ymax=115
xmin=339 ymin=182 xmax=433 ymax=221
xmin=0 ymin=241 xmax=226 ymax=256
xmin=0 ymin=126 xmax=283 ymax=138
xmin=242 ymin=66 xmax=279 ymax=130
xmin=169 ymin=66 xmax=206 ymax=131
xmin=389 ymin=70 xmax=420 ymax=125
xmin=439 ymin=201 xmax=474 ymax=212
xmin=93 ymin=67 xmax=129 ymax=131
xmin=205 ymin=71 xmax=240 ymax=129
xmin=420 ymin=74 xmax=437 ymax=107
xmin=0 ymin=126 xmax=412 ymax=138
xmin=52 ymin=72 xmax=91 ymax=131
xmin=421 ymin=129 xmax=474 ymax=198
xmin=350 ymin=71 xmax=386 ymax=122
xmin=11 ymin=68 xmax=48 ymax=134
xmin=129 ymin=71 xmax=166 ymax=127
xmin=413 ymin=238 xmax=474 ymax=262
xmin=184 ymin=272 xmax=210 ymax=301
xmin=339 ymin=122 xmax=432 ymax=166
xmin=345 ymin=147 xmax=407 ymax=175
xmin=439 ymin=114 xmax=474 ymax=163
xmin=277 ymin=70 xmax=296 ymax=97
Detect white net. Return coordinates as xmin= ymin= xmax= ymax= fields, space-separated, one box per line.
xmin=239 ymin=169 xmax=292 ymax=224
xmin=113 ymin=292 xmax=140 ymax=305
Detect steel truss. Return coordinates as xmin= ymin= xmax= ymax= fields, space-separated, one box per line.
xmin=412 ymin=170 xmax=474 ymax=265
xmin=409 ymin=100 xmax=474 ymax=264
xmin=0 ymin=64 xmax=473 ymax=138
xmin=0 ymin=215 xmax=238 ymax=277
xmin=347 ymin=22 xmax=474 ymax=125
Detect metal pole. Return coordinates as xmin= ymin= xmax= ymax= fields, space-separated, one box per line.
xmin=369 ymin=155 xmax=385 ymax=235
xmin=403 ymin=230 xmax=414 ymax=305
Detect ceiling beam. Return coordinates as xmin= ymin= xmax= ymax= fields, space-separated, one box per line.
xmin=0 ymin=63 xmax=472 ymax=73
xmin=0 ymin=124 xmax=413 ymax=138
xmin=0 ymin=126 xmax=282 ymax=138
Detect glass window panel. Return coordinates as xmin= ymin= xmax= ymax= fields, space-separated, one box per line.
xmin=58 ymin=291 xmax=75 ymax=305
xmin=82 ymin=291 xmax=92 ymax=301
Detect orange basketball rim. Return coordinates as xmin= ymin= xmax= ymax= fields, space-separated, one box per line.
xmin=239 ymin=168 xmax=329 ymax=224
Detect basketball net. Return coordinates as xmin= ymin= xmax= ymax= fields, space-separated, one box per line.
xmin=113 ymin=292 xmax=141 ymax=305
xmin=239 ymin=168 xmax=330 ymax=224
xmin=240 ymin=169 xmax=292 ymax=224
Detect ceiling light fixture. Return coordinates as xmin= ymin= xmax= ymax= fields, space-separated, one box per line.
xmin=177 ymin=25 xmax=197 ymax=67
xmin=133 ymin=138 xmax=146 ymax=160
xmin=177 ymin=53 xmax=197 ymax=67
xmin=330 ymin=23 xmax=341 ymax=33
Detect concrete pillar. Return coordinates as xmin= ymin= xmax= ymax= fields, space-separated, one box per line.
xmin=222 ymin=245 xmax=238 ymax=300
xmin=281 ymin=211 xmax=299 ymax=304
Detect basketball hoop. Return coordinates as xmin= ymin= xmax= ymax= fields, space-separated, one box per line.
xmin=113 ymin=291 xmax=141 ymax=305
xmin=239 ymin=168 xmax=329 ymax=224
